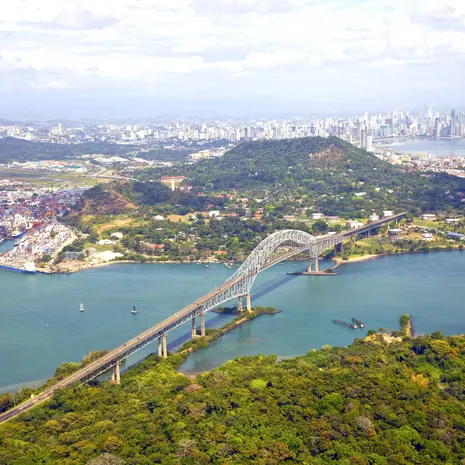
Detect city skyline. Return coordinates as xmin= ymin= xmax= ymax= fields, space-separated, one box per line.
xmin=1 ymin=0 xmax=465 ymax=119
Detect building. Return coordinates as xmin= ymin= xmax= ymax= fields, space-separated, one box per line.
xmin=422 ymin=213 xmax=436 ymax=221
xmin=160 ymin=176 xmax=185 ymax=191
xmin=383 ymin=210 xmax=394 ymax=217
xmin=422 ymin=233 xmax=433 ymax=241
xmin=326 ymin=216 xmax=340 ymax=223
xmin=388 ymin=229 xmax=403 ymax=241
xmin=447 ymin=232 xmax=464 ymax=240
xmin=446 ymin=218 xmax=461 ymax=225
xmin=311 ymin=213 xmax=325 ymax=220
xmin=346 ymin=220 xmax=364 ymax=229
xmin=369 ymin=213 xmax=380 ymax=222
xmin=111 ymin=232 xmax=124 ymax=239
xmin=153 ymin=215 xmax=165 ymax=221
xmin=208 ymin=210 xmax=221 ymax=218
xmin=366 ymin=136 xmax=373 ymax=152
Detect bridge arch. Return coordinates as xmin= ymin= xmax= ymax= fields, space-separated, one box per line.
xmin=223 ymin=229 xmax=317 ymax=295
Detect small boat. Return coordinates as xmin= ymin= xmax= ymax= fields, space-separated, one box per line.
xmin=351 ymin=317 xmax=364 ymax=328
xmin=80 ymin=303 xmax=84 ymax=312
xmin=13 ymin=239 xmax=19 ymax=247
xmin=131 ymin=305 xmax=137 ymax=315
xmin=205 ymin=265 xmax=209 ymax=268
xmin=333 ymin=319 xmax=357 ymax=329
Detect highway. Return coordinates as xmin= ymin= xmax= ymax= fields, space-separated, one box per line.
xmin=0 ymin=213 xmax=405 ymax=424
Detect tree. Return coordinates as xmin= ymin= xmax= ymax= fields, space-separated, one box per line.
xmin=312 ymin=220 xmax=329 ymax=234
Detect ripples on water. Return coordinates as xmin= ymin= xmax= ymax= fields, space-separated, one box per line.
xmin=1 ymin=252 xmax=465 ymax=391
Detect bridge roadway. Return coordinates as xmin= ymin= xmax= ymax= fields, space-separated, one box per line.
xmin=0 ymin=213 xmax=405 ymax=424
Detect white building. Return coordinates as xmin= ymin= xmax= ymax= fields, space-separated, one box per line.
xmin=311 ymin=213 xmax=325 ymax=220
xmin=383 ymin=210 xmax=394 ymax=217
xmin=422 ymin=233 xmax=433 ymax=241
xmin=369 ymin=213 xmax=380 ymax=222
xmin=422 ymin=213 xmax=437 ymax=221
xmin=446 ymin=218 xmax=461 ymax=225
xmin=153 ymin=215 xmax=165 ymax=221
xmin=208 ymin=210 xmax=221 ymax=218
xmin=346 ymin=220 xmax=364 ymax=229
xmin=110 ymin=232 xmax=124 ymax=239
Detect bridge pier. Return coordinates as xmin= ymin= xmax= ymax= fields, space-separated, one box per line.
xmin=238 ymin=296 xmax=243 ymax=312
xmin=200 ymin=313 xmax=206 ymax=337
xmin=158 ymin=337 xmax=162 ymax=357
xmin=162 ymin=334 xmax=167 ymax=358
xmin=246 ymin=294 xmax=252 ymax=312
xmin=191 ymin=317 xmax=196 ymax=339
xmin=314 ymin=257 xmax=319 ymax=272
xmin=111 ymin=361 xmax=121 ymax=385
xmin=307 ymin=258 xmax=312 ymax=272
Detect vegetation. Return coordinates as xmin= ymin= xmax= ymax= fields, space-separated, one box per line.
xmin=1 ymin=333 xmax=465 ymax=464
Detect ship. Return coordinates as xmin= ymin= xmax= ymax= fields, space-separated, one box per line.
xmin=11 ymin=230 xmax=26 ymax=239
xmin=351 ymin=317 xmax=364 ymax=328
xmin=80 ymin=303 xmax=84 ymax=312
xmin=332 ymin=319 xmax=357 ymax=329
xmin=131 ymin=305 xmax=137 ymax=315
xmin=0 ymin=262 xmax=37 ymax=274
xmin=13 ymin=239 xmax=19 ymax=247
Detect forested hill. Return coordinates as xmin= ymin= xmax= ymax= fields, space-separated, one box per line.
xmin=1 ymin=333 xmax=465 ymax=464
xmin=147 ymin=136 xmax=465 ymax=214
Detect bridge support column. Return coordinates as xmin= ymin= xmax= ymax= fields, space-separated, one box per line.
xmin=238 ymin=296 xmax=243 ymax=312
xmin=246 ymin=294 xmax=252 ymax=312
xmin=158 ymin=337 xmax=162 ymax=357
xmin=314 ymin=257 xmax=319 ymax=272
xmin=115 ymin=361 xmax=121 ymax=385
xmin=307 ymin=257 xmax=312 ymax=272
xmin=191 ymin=317 xmax=197 ymax=339
xmin=200 ymin=313 xmax=206 ymax=337
xmin=162 ymin=334 xmax=167 ymax=358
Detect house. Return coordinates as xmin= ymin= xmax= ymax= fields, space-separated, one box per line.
xmin=447 ymin=232 xmax=464 ymax=240
xmin=98 ymin=239 xmax=116 ymax=245
xmin=179 ymin=185 xmax=193 ymax=192
xmin=283 ymin=215 xmax=296 ymax=222
xmin=311 ymin=213 xmax=325 ymax=220
xmin=383 ymin=210 xmax=394 ymax=217
xmin=110 ymin=232 xmax=124 ymax=239
xmin=208 ymin=210 xmax=221 ymax=218
xmin=153 ymin=215 xmax=165 ymax=221
xmin=160 ymin=176 xmax=185 ymax=191
xmin=422 ymin=233 xmax=433 ymax=241
xmin=346 ymin=220 xmax=364 ymax=229
xmin=388 ymin=229 xmax=403 ymax=241
xmin=446 ymin=218 xmax=461 ymax=225
xmin=326 ymin=216 xmax=340 ymax=223
xmin=422 ymin=213 xmax=437 ymax=221
xmin=369 ymin=213 xmax=380 ymax=222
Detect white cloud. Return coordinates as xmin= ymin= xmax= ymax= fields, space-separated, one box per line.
xmin=1 ymin=0 xmax=465 ymax=114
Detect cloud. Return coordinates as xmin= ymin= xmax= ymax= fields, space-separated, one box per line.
xmin=193 ymin=0 xmax=290 ymax=15
xmin=49 ymin=9 xmax=119 ymax=30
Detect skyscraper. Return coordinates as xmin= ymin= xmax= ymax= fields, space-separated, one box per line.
xmin=450 ymin=109 xmax=456 ymax=138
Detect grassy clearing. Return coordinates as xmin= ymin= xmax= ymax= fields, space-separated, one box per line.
xmin=96 ymin=216 xmax=146 ymax=235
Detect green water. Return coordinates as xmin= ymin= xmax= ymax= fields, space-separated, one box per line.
xmin=1 ymin=252 xmax=465 ymax=392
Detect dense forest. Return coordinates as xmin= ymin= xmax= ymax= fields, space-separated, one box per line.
xmin=0 ymin=138 xmax=135 ymax=163
xmin=1 ymin=333 xmax=465 ymax=464
xmin=140 ymin=137 xmax=465 ymax=215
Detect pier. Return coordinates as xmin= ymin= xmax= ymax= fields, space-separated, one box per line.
xmin=333 ymin=319 xmax=357 ymax=329
xmin=351 ymin=317 xmax=364 ymax=328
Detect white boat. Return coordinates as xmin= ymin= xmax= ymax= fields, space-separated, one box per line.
xmin=80 ymin=303 xmax=84 ymax=312
xmin=131 ymin=305 xmax=137 ymax=315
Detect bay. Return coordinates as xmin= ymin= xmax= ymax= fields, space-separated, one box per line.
xmin=375 ymin=138 xmax=465 ymax=157
xmin=1 ymin=252 xmax=465 ymax=392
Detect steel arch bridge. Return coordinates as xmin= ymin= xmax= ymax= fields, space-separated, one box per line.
xmin=0 ymin=213 xmax=405 ymax=424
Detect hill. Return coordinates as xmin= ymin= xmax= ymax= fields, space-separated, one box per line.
xmin=144 ymin=136 xmax=465 ymax=215
xmin=1 ymin=333 xmax=465 ymax=464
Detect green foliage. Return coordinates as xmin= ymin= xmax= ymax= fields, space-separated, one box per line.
xmin=3 ymin=335 xmax=465 ymax=464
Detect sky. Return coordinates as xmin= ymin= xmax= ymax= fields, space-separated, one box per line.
xmin=1 ymin=0 xmax=465 ymax=119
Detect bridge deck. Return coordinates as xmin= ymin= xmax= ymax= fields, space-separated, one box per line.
xmin=0 ymin=213 xmax=405 ymax=424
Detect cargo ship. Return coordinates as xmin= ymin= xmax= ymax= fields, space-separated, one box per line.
xmin=351 ymin=317 xmax=364 ymax=328
xmin=333 ymin=319 xmax=357 ymax=329
xmin=11 ymin=230 xmax=26 ymax=239
xmin=0 ymin=262 xmax=37 ymax=274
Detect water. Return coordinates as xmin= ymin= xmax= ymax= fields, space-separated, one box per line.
xmin=0 ymin=240 xmax=14 ymax=253
xmin=1 ymin=253 xmax=465 ymax=391
xmin=376 ymin=139 xmax=465 ymax=157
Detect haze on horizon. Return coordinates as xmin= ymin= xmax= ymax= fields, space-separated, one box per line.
xmin=1 ymin=0 xmax=464 ymax=120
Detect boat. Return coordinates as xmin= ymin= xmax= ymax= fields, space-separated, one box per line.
xmin=205 ymin=265 xmax=209 ymax=268
xmin=0 ymin=263 xmax=37 ymax=274
xmin=351 ymin=317 xmax=364 ymax=328
xmin=80 ymin=303 xmax=84 ymax=312
xmin=332 ymin=319 xmax=357 ymax=329
xmin=0 ymin=237 xmax=4 ymax=245
xmin=13 ymin=240 xmax=19 ymax=247
xmin=131 ymin=305 xmax=137 ymax=315
xmin=11 ymin=230 xmax=26 ymax=239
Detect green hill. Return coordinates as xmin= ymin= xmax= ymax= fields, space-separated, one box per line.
xmin=1 ymin=333 xmax=465 ymax=464
xmin=147 ymin=136 xmax=465 ymax=215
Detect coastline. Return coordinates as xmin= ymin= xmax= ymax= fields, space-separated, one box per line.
xmin=31 ymin=246 xmax=465 ymax=275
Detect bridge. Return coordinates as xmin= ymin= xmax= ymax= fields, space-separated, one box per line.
xmin=0 ymin=213 xmax=405 ymax=424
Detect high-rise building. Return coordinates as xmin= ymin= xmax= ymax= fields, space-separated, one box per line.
xmin=450 ymin=109 xmax=456 ymax=138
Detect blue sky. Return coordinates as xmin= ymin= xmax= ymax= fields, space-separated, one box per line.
xmin=0 ymin=0 xmax=464 ymax=119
